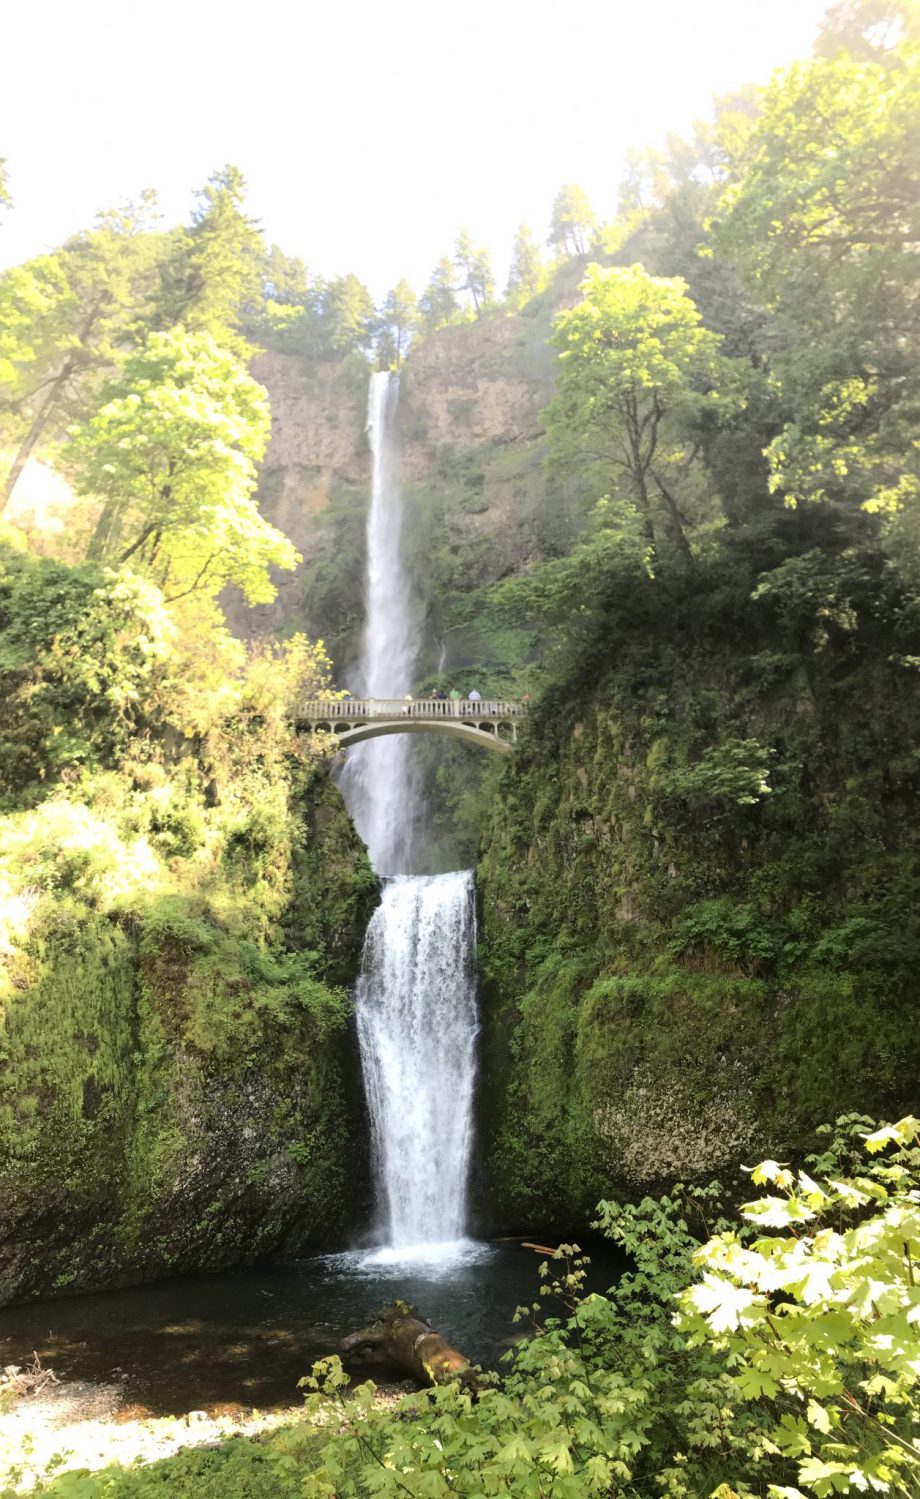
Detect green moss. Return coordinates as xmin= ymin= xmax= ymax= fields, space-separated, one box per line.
xmin=0 ymin=750 xmax=377 ymax=1303
xmin=477 ymin=554 xmax=920 ymax=1223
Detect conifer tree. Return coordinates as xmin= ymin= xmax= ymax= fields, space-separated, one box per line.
xmin=454 ymin=228 xmax=494 ymax=317
xmin=505 ymin=224 xmax=545 ymax=305
xmin=375 ymin=279 xmax=418 ymax=368
xmin=419 ymin=256 xmax=460 ymax=332
xmin=156 ymin=165 xmax=263 ymax=352
xmin=548 ymin=183 xmax=598 ymax=256
xmin=318 ymin=273 xmax=375 ymax=355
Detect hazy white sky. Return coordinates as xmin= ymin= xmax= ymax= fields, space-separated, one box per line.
xmin=1 ymin=0 xmax=830 ymax=297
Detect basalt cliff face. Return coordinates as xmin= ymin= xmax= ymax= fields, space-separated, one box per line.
xmin=234 ymin=298 xmax=567 ymax=675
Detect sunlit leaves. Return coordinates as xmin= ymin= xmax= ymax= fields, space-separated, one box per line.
xmin=71 ymin=327 xmax=298 ymax=604
xmin=715 ymin=41 xmax=920 ymax=517
xmin=678 ymin=1117 xmax=920 ymax=1496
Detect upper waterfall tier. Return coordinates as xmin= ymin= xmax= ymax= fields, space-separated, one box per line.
xmin=337 ymin=371 xmax=422 ymax=874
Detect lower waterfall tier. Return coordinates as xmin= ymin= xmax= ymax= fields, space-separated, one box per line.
xmin=355 ymin=870 xmax=478 ymax=1248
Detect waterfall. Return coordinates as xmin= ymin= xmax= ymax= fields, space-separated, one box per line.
xmin=338 ymin=373 xmax=480 ymax=1256
xmin=356 ymin=872 xmax=478 ymax=1251
xmin=337 ymin=372 xmax=421 ymax=876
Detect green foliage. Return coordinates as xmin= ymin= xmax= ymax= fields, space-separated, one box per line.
xmin=454 ymin=227 xmax=495 ymax=317
xmin=18 ymin=1124 xmax=920 ymax=1499
xmin=679 ymin=1116 xmax=920 ymax=1497
xmin=658 ymin=738 xmax=775 ymax=809
xmin=0 ymin=544 xmax=173 ymax=800
xmin=0 ymin=496 xmax=374 ymax=1300
xmin=0 ymin=256 xmax=75 ymax=396
xmin=73 ymin=327 xmax=297 ymax=603
xmin=714 ymin=40 xmax=920 ymax=517
xmin=155 ymin=164 xmax=262 ymax=354
xmin=549 ymin=263 xmax=727 ymax=560
xmin=668 ymin=899 xmax=780 ymax=971
xmin=506 ymin=225 xmax=546 ymax=306
xmin=548 ymin=183 xmax=598 ymax=257
xmin=418 ymin=255 xmax=462 ymax=333
xmin=375 ymin=278 xmax=418 ymax=369
xmin=247 ymin=266 xmax=376 ymax=362
xmin=0 ymin=205 xmax=166 ymax=506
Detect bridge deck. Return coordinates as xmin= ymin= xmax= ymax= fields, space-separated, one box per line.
xmin=297 ymin=698 xmax=526 ymax=723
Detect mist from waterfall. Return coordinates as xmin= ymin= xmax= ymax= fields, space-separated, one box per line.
xmin=338 ymin=372 xmax=480 ymax=1257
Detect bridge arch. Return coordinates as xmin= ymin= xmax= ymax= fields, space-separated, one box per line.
xmin=311 ymin=718 xmax=513 ymax=756
xmin=296 ymin=698 xmax=525 ymax=758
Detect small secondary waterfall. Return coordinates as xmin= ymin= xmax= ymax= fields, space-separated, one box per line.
xmin=356 ymin=872 xmax=478 ymax=1249
xmin=339 ymin=372 xmax=480 ymax=1254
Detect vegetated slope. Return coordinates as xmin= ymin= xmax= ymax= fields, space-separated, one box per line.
xmin=476 ymin=531 xmax=920 ymax=1225
xmin=0 ymin=544 xmax=377 ymax=1303
xmin=472 ymin=19 xmax=920 ymax=1223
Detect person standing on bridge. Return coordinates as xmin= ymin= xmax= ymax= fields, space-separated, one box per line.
xmin=449 ymin=687 xmax=461 ymax=708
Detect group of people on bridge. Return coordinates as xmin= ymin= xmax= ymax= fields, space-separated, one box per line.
xmin=333 ymin=691 xmax=526 ymax=718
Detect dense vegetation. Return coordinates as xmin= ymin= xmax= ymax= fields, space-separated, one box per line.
xmin=0 ymin=175 xmax=379 ymax=1296
xmin=467 ymin=0 xmax=920 ymax=1218
xmin=2 ymin=0 xmax=920 ymax=1494
xmin=15 ymin=1117 xmax=920 ymax=1497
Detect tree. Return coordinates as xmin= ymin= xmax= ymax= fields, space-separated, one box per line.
xmin=418 ymin=256 xmax=461 ymax=332
xmin=261 ymin=244 xmax=311 ymax=306
xmin=715 ymin=38 xmax=920 ymax=517
xmin=548 ymin=183 xmax=597 ymax=256
xmin=0 ymin=159 xmax=10 ymax=214
xmin=504 ymin=225 xmax=545 ymax=306
xmin=454 ymin=228 xmax=494 ymax=317
xmin=156 ymin=165 xmax=263 ymax=352
xmin=73 ymin=327 xmax=298 ymax=604
xmin=0 ymin=207 xmax=165 ymax=511
xmin=817 ymin=0 xmax=920 ymax=58
xmin=0 ymin=544 xmax=174 ymax=794
xmin=550 ymin=264 xmax=724 ymax=559
xmin=375 ymin=279 xmax=418 ymax=368
xmin=318 ymin=273 xmax=375 ymax=355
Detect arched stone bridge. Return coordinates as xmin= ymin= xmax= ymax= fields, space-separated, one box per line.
xmin=296 ymin=698 xmax=527 ymax=756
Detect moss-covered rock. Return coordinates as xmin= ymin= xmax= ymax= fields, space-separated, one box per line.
xmin=0 ymin=763 xmax=377 ymax=1306
xmin=476 ymin=548 xmax=920 ymax=1226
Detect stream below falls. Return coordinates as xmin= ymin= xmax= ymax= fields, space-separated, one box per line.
xmin=0 ymin=1244 xmax=622 ymax=1416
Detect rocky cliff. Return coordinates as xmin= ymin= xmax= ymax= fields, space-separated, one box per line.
xmin=0 ymin=756 xmax=377 ymax=1304
xmin=475 ymin=542 xmax=920 ymax=1225
xmin=234 ymin=288 xmax=576 ymax=683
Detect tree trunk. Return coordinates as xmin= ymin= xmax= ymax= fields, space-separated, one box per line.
xmin=86 ymin=497 xmax=121 ymax=560
xmin=1 ymin=302 xmax=102 ymax=515
xmin=0 ymin=369 xmax=71 ymax=513
xmin=651 ymin=469 xmax=693 ymax=562
xmin=341 ymin=1301 xmax=475 ymax=1387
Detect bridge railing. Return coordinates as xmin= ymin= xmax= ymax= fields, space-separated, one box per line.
xmin=297 ymin=698 xmax=527 ymax=721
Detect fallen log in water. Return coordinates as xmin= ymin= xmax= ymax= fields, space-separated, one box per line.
xmin=341 ymin=1300 xmax=475 ymax=1387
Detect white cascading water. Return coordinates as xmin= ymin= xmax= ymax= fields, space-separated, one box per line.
xmin=339 ymin=373 xmax=479 ymax=1258
xmin=356 ymin=872 xmax=478 ymax=1251
xmin=337 ymin=372 xmax=422 ymax=876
